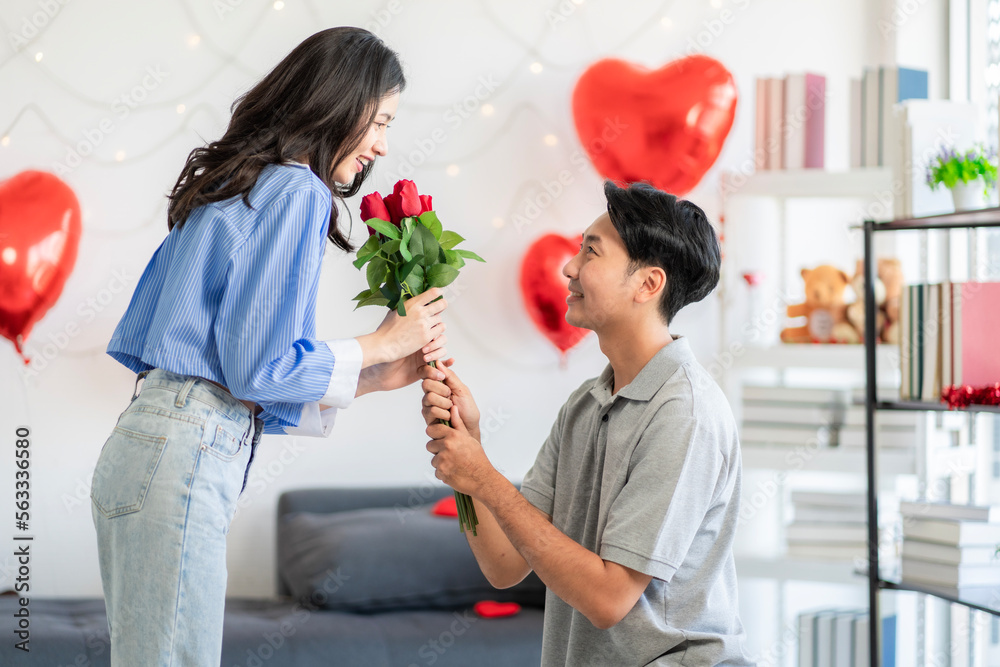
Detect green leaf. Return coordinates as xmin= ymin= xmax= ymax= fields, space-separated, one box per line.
xmin=351 ymin=287 xmax=376 ymax=302
xmin=439 ymin=230 xmax=464 ymax=250
xmin=366 ymin=219 xmax=401 ymax=239
xmin=419 ymin=211 xmax=443 ymax=240
xmin=403 ymin=263 xmax=425 ymax=295
xmin=366 ymin=256 xmax=388 ymax=291
xmin=355 ymin=293 xmax=390 ymax=309
xmin=380 ymin=239 xmax=401 ymax=257
xmin=409 ymin=224 xmax=440 ymax=268
xmin=396 ymin=299 xmax=407 ymax=316
xmin=444 ymin=249 xmax=465 ymax=270
xmin=454 ymin=248 xmax=486 ymax=263
xmin=352 ymin=236 xmax=380 ymax=269
xmin=426 ymin=263 xmax=460 ymax=288
xmin=399 ymin=224 xmax=413 ymax=262
xmin=396 ymin=256 xmax=421 ymax=284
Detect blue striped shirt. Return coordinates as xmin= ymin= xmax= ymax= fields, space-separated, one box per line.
xmin=108 ymin=163 xmax=347 ymax=435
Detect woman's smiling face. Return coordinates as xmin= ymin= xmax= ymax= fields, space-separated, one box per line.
xmin=331 ymin=92 xmax=400 ymax=185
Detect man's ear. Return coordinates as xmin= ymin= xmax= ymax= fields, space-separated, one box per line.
xmin=634 ymin=267 xmax=667 ymax=306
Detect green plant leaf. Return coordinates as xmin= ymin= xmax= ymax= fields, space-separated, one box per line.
xmin=439 ymin=230 xmax=464 ymax=250
xmin=409 ymin=224 xmax=440 ymax=267
xmin=419 ymin=211 xmax=443 ymax=240
xmin=366 ymin=219 xmax=401 ymax=239
xmin=454 ymin=249 xmax=485 ymax=263
xmin=399 ymin=224 xmax=414 ymax=262
xmin=444 ymin=249 xmax=465 ymax=269
xmin=396 ymin=299 xmax=407 ymax=316
xmin=396 ymin=256 xmax=422 ymax=284
xmin=426 ymin=263 xmax=460 ymax=288
xmin=355 ymin=293 xmax=390 ymax=309
xmin=352 ymin=287 xmax=376 ymax=302
xmin=403 ymin=263 xmax=425 ymax=295
xmin=380 ymin=239 xmax=401 ymax=257
xmin=366 ymin=256 xmax=388 ymax=291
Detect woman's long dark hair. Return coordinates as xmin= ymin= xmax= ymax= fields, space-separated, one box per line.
xmin=167 ymin=27 xmax=406 ymax=252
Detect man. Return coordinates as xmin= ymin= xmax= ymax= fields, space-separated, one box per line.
xmin=420 ymin=181 xmax=752 ymax=666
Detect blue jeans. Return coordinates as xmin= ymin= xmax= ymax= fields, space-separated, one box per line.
xmin=91 ymin=368 xmax=263 ymax=666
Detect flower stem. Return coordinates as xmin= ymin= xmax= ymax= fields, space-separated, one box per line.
xmin=400 ymin=284 xmax=478 ymax=536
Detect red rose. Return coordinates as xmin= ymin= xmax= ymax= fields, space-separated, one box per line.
xmin=360 ymin=191 xmax=391 ymax=236
xmin=419 ymin=194 xmax=433 ymax=214
xmin=384 ymin=179 xmax=422 ymax=224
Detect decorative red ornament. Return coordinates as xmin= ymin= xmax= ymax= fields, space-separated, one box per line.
xmin=0 ymin=170 xmax=82 ymax=361
xmin=520 ymin=234 xmax=590 ymax=357
xmin=941 ymin=384 xmax=1000 ymax=410
xmin=473 ymin=601 xmax=521 ymax=619
xmin=572 ymin=55 xmax=738 ymax=196
xmin=430 ymin=496 xmax=458 ymax=518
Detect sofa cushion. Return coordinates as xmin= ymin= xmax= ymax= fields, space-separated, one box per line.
xmin=278 ymin=504 xmax=547 ymax=612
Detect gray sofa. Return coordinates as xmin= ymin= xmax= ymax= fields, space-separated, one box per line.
xmin=0 ymin=486 xmax=544 ymax=666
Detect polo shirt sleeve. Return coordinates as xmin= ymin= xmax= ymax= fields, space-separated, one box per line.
xmin=215 ymin=189 xmax=337 ymax=418
xmin=520 ymin=400 xmax=570 ymax=518
xmin=599 ymin=407 xmax=727 ymax=583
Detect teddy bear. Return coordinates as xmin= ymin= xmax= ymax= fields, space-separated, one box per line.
xmin=832 ymin=258 xmax=904 ymax=344
xmin=877 ymin=258 xmax=904 ymax=344
xmin=780 ymin=264 xmax=852 ymax=343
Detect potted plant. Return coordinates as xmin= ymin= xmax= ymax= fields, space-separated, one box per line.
xmin=925 ymin=143 xmax=998 ymax=211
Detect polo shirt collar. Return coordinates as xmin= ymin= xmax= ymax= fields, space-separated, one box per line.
xmin=592 ymin=336 xmax=695 ymax=403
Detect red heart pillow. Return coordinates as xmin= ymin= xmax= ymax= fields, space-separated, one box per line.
xmin=474 ymin=601 xmax=521 ymax=618
xmin=431 ymin=496 xmax=459 ymax=518
xmin=572 ymin=56 xmax=737 ymax=195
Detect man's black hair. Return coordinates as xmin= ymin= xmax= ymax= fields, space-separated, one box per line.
xmin=604 ymin=180 xmax=721 ymax=325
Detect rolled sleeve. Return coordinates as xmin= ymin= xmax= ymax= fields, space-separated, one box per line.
xmin=321 ymin=338 xmax=363 ymax=408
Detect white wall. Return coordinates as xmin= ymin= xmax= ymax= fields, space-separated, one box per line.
xmin=0 ymin=0 xmax=919 ymax=614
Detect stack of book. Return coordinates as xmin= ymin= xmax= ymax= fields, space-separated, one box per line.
xmin=741 ymin=385 xmax=919 ymax=450
xmin=899 ymin=282 xmax=1000 ymax=402
xmin=798 ymin=609 xmax=896 ymax=667
xmin=754 ymin=73 xmax=826 ymax=170
xmin=900 ymin=501 xmax=1000 ymax=589
xmin=787 ymin=491 xmax=868 ymax=561
xmin=849 ymin=65 xmax=928 ymax=169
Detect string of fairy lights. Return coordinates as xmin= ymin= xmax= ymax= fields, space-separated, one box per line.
xmin=1 ymin=0 xmax=687 ymax=367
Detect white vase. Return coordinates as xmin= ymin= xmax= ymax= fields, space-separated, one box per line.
xmin=951 ymin=180 xmax=989 ymax=211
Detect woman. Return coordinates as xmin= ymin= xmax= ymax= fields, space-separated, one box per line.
xmin=90 ymin=28 xmax=442 ymax=666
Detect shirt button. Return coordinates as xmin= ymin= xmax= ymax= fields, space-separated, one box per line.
xmin=601 ymin=414 xmax=609 ymax=422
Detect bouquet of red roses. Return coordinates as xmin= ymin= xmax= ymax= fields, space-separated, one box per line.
xmin=353 ymin=179 xmax=484 ymax=534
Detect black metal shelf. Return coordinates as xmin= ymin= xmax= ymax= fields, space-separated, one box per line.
xmin=878 ymin=578 xmax=1000 ymax=617
xmin=861 ymin=213 xmax=1000 ymax=665
xmin=871 ymin=207 xmax=1000 ymax=231
xmin=876 ymin=400 xmax=1000 ymax=414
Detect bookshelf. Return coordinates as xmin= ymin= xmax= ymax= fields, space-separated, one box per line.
xmin=862 ymin=209 xmax=1000 ymax=666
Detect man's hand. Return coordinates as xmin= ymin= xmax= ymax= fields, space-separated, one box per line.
xmin=426 ymin=404 xmax=497 ymax=497
xmin=420 ymin=360 xmax=481 ymax=440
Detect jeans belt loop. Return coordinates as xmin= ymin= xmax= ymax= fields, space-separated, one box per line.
xmin=132 ymin=369 xmax=151 ymax=402
xmin=175 ymin=377 xmax=197 ymax=408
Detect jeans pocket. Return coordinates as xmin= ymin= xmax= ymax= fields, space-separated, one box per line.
xmin=91 ymin=426 xmax=168 ymax=518
xmin=203 ymin=424 xmax=243 ymax=461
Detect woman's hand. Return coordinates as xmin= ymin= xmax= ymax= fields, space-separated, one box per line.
xmin=355 ymin=350 xmax=425 ymax=396
xmin=356 ymin=288 xmax=448 ymax=367
xmin=420 ymin=360 xmax=481 ymax=441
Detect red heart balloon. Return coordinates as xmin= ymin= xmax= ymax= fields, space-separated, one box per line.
xmin=519 ymin=234 xmax=590 ymax=356
xmin=572 ymin=56 xmax=737 ymax=196
xmin=0 ymin=171 xmax=82 ymax=360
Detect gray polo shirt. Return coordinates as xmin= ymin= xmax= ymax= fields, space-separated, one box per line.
xmin=521 ymin=337 xmax=752 ymax=666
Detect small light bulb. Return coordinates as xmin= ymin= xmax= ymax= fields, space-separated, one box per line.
xmin=543 ymin=134 xmax=558 ymax=147
xmin=1 ymin=135 xmax=9 ymax=147
xmin=529 ymin=62 xmax=543 ymax=74
xmin=176 ymin=104 xmax=186 ymax=114
xmin=491 ymin=217 xmax=504 ymax=229
xmin=115 ymin=150 xmax=126 ymax=161
xmin=481 ymin=104 xmax=495 ymax=117
xmin=446 ymin=164 xmax=460 ymax=177
xmin=660 ymin=17 xmax=673 ymax=29
xmin=34 ymin=52 xmax=43 ymax=62
xmin=273 ymin=1 xmax=285 ymax=9
xmin=187 ymin=34 xmax=201 ymax=48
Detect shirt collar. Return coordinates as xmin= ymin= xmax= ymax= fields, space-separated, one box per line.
xmin=590 ymin=336 xmax=695 ymax=404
